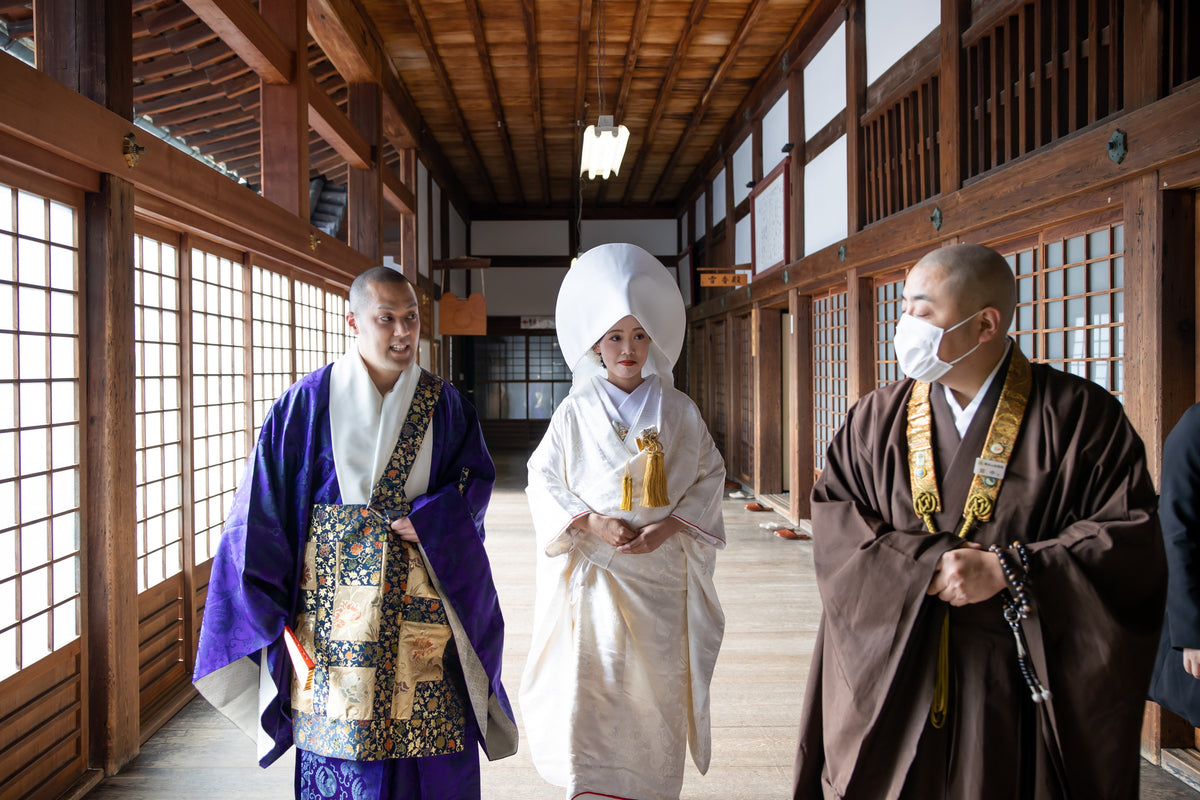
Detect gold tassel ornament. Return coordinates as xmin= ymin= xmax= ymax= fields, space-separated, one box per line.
xmin=636 ymin=428 xmax=669 ymax=507
xmin=620 ymin=460 xmax=633 ymax=511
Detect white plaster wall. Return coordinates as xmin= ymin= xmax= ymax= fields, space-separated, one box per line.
xmin=866 ymin=0 xmax=939 ymax=85
xmin=712 ymin=168 xmax=727 ymax=224
xmin=580 ymin=219 xmax=675 ymax=255
xmin=480 ymin=267 xmax=569 ymax=316
xmin=449 ymin=206 xmax=467 ymax=258
xmin=804 ymin=134 xmax=848 ymax=255
xmin=804 ymin=22 xmax=847 ymax=140
xmin=472 ymin=219 xmax=568 ymax=256
xmin=762 ymin=91 xmax=790 ymax=173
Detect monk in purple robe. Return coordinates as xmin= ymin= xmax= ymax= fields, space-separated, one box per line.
xmin=193 ymin=267 xmax=517 ymax=800
xmin=793 ymin=243 xmax=1164 ymax=799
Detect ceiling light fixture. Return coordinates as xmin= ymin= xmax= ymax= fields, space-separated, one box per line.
xmin=580 ymin=0 xmax=629 ymax=180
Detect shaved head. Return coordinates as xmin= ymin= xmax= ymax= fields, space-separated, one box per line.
xmin=912 ymin=243 xmax=1016 ymax=331
xmin=349 ymin=266 xmax=412 ymax=314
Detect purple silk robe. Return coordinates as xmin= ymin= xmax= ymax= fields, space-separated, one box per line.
xmin=794 ymin=350 xmax=1164 ymax=800
xmin=193 ymin=365 xmax=516 ymax=787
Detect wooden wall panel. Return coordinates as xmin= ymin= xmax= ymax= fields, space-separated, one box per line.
xmin=0 ymin=645 xmax=86 ymax=800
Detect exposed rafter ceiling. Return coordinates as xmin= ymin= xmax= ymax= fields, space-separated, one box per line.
xmin=0 ymin=0 xmax=815 ymax=218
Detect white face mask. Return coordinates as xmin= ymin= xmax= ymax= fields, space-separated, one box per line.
xmin=893 ymin=310 xmax=983 ymax=383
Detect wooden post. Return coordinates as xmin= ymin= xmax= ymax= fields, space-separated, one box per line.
xmin=845 ymin=0 xmax=866 ymax=235
xmin=84 ymin=174 xmax=139 ymax=775
xmin=349 ymin=82 xmax=383 ymax=262
xmin=754 ymin=305 xmax=783 ymax=497
xmin=846 ymin=269 xmax=875 ymax=404
xmin=37 ymin=0 xmax=139 ymax=774
xmin=938 ymin=0 xmax=966 ymax=194
xmin=1124 ymin=172 xmax=1195 ymax=486
xmin=791 ymin=289 xmax=814 ymax=520
xmin=400 ymin=149 xmax=418 ymax=281
xmin=259 ymin=0 xmax=308 ymax=220
xmin=788 ymin=68 xmax=804 ymax=263
xmin=1124 ymin=0 xmax=1164 ymax=111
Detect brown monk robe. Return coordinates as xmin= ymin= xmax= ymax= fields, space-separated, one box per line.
xmin=793 ymin=245 xmax=1164 ymax=800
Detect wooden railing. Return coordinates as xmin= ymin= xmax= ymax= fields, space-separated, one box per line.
xmin=962 ymin=0 xmax=1124 ymax=179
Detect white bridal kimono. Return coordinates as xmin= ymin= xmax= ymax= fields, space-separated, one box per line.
xmin=521 ymin=373 xmax=726 ymax=800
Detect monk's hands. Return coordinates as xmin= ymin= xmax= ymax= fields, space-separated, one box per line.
xmin=581 ymin=513 xmax=638 ymax=547
xmin=390 ymin=516 xmax=419 ymax=543
xmin=618 ymin=517 xmax=685 ymax=555
xmin=926 ymin=542 xmax=1006 ymax=606
xmin=1184 ymin=649 xmax=1200 ymax=680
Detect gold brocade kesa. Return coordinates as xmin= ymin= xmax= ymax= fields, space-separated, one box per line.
xmin=290 ymin=370 xmax=468 ymax=760
xmin=905 ymin=349 xmax=1032 ymax=729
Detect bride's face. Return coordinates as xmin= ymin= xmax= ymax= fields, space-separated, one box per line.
xmin=593 ymin=315 xmax=650 ymax=388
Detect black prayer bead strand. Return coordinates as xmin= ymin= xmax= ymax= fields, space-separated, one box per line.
xmin=990 ymin=542 xmax=1052 ymax=704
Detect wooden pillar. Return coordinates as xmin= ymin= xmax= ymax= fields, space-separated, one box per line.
xmin=400 ymin=149 xmax=418 ymax=281
xmin=938 ymin=0 xmax=966 ymax=194
xmin=1124 ymin=173 xmax=1195 ymax=487
xmin=259 ymin=0 xmax=308 ymax=220
xmin=845 ymin=0 xmax=866 ymax=234
xmin=753 ymin=305 xmax=783 ymax=497
xmin=35 ymin=0 xmax=132 ymax=113
xmin=787 ymin=68 xmax=804 ymax=263
xmin=846 ymin=270 xmax=875 ymax=404
xmin=349 ymin=82 xmax=383 ymax=262
xmin=790 ymin=289 xmax=814 ymax=519
xmin=1124 ymin=0 xmax=1164 ymax=111
xmin=84 ymin=175 xmax=138 ymax=775
xmin=37 ymin=0 xmax=139 ymax=775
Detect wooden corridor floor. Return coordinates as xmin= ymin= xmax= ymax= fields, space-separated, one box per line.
xmin=84 ymin=450 xmax=1200 ymax=799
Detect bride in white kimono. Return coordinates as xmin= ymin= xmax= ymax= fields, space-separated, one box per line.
xmin=521 ymin=243 xmax=726 ymax=800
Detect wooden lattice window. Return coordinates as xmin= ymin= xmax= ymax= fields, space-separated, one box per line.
xmin=134 ymin=233 xmax=184 ymax=592
xmin=1166 ymin=0 xmax=1200 ymax=91
xmin=861 ymin=75 xmax=940 ymax=225
xmin=0 ymin=183 xmax=81 ymax=680
xmin=324 ymin=290 xmax=348 ymax=360
xmin=251 ymin=267 xmax=292 ymax=435
xmin=189 ymin=247 xmax=247 ymax=564
xmin=873 ymin=272 xmax=907 ymax=387
xmin=1007 ymin=220 xmax=1125 ymax=399
xmin=813 ymin=288 xmax=849 ymax=474
xmin=963 ymin=0 xmax=1124 ymax=179
xmin=294 ymin=278 xmax=327 ymax=376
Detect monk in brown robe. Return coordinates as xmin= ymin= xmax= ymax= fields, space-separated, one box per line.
xmin=793 ymin=243 xmax=1164 ymax=799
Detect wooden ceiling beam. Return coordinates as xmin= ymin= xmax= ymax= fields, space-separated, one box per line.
xmin=520 ymin=0 xmax=550 ymax=205
xmin=383 ymin=163 xmax=416 ymax=215
xmin=463 ymin=0 xmax=525 ymax=204
xmin=613 ymin=0 xmax=650 ymax=119
xmin=168 ymin=106 xmax=258 ymax=138
xmin=648 ymin=0 xmax=768 ymax=204
xmin=597 ymin=0 xmax=650 ymax=205
xmin=307 ymin=71 xmax=371 ymax=169
xmin=570 ymin=0 xmax=594 ymax=214
xmin=400 ymin=0 xmax=498 ymax=206
xmin=182 ymin=0 xmax=294 ymax=84
xmin=133 ymin=69 xmax=212 ymax=103
xmin=621 ymin=0 xmax=708 ymax=204
xmin=306 ymin=0 xmax=472 ymax=216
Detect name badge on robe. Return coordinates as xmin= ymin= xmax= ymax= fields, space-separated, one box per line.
xmin=973 ymin=457 xmax=1007 ymax=481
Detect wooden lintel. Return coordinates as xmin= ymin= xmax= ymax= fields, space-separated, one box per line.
xmin=433 ymin=256 xmax=492 ymax=270
xmin=0 ymin=53 xmax=371 ymax=282
xmin=306 ymin=72 xmax=371 ymax=169
xmin=183 ymin=0 xmax=293 ymax=84
xmin=382 ymin=165 xmax=416 ymax=215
